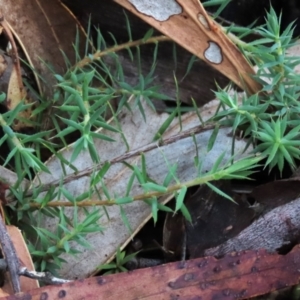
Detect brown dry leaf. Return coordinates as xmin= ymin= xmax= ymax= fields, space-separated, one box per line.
xmin=6 ymin=64 xmax=29 ymax=130
xmin=2 ymin=246 xmax=300 ymax=300
xmin=0 ymin=16 xmax=31 ymax=130
xmin=0 ymin=226 xmax=38 ymax=295
xmin=163 ymin=211 xmax=185 ymax=260
xmin=0 ymin=54 xmax=7 ymax=77
xmin=0 ymin=0 xmax=85 ymax=95
xmin=113 ymin=0 xmax=261 ymax=94
xmin=184 ymin=181 xmax=256 ymax=258
xmin=0 ymin=0 xmax=86 ymax=129
xmin=0 ymin=292 xmax=8 ymax=298
xmin=249 ymin=178 xmax=300 ymax=212
xmin=6 ymin=65 xmax=26 ymax=112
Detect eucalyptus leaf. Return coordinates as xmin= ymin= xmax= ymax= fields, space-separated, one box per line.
xmin=32 ymin=100 xmax=252 ymax=279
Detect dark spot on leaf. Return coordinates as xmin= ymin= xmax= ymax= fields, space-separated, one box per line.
xmin=275 ymin=281 xmax=287 ymax=289
xmin=238 ymin=289 xmax=248 ymax=297
xmin=251 ymin=266 xmax=258 ymax=273
xmin=213 ymin=266 xmax=222 ymax=273
xmin=58 ymin=290 xmax=67 ymax=298
xmin=97 ymin=277 xmax=106 ymax=285
xmin=198 ymin=260 xmax=208 ymax=268
xmin=184 ymin=273 xmax=194 ymax=281
xmin=199 ymin=282 xmax=208 ymax=290
xmin=40 ymin=292 xmax=48 ymax=300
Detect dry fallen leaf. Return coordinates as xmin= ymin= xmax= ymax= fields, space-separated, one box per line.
xmin=113 ymin=0 xmax=262 ymax=94
xmin=0 ymin=14 xmax=32 ymax=130
xmin=31 ymin=98 xmax=252 ymax=279
xmin=0 ymin=0 xmax=85 ymax=95
xmin=0 ymin=0 xmax=86 ymax=129
xmin=2 ymin=246 xmax=300 ymax=300
xmin=0 ymin=54 xmax=7 ymax=77
xmin=181 ymin=181 xmax=256 ymax=259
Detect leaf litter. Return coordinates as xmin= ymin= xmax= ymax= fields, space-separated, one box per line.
xmin=32 ymin=99 xmax=253 ymax=279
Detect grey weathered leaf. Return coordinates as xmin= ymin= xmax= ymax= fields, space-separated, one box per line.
xmin=32 ymin=98 xmax=252 ymax=279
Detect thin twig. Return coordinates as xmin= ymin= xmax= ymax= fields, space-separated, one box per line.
xmin=19 ymin=267 xmax=71 ymax=285
xmin=28 ymin=162 xmax=219 ymax=208
xmin=9 ymin=123 xmax=215 ymax=202
xmin=0 ymin=259 xmax=71 ymax=285
xmin=74 ymin=35 xmax=171 ymax=70
xmin=0 ymin=13 xmax=24 ymax=93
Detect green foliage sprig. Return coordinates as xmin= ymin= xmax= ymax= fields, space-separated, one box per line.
xmin=1 ymin=3 xmax=297 ymax=274
xmin=96 ymin=247 xmax=139 ymax=275
xmin=212 ymin=7 xmax=300 ymax=173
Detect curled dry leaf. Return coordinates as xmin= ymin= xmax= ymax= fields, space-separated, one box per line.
xmin=166 ymin=181 xmax=257 ymax=259
xmin=0 ymin=15 xmax=31 ymax=130
xmin=0 ymin=54 xmax=6 ymax=77
xmin=113 ymin=0 xmax=262 ymax=94
xmin=32 ymin=99 xmax=252 ymax=279
xmin=2 ymin=246 xmax=300 ymax=299
xmin=0 ymin=0 xmax=86 ymax=129
xmin=0 ymin=0 xmax=85 ymax=94
xmin=6 ymin=65 xmax=30 ymax=130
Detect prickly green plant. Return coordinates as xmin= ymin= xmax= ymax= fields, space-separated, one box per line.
xmin=211 ymin=7 xmax=300 ymax=174
xmin=2 ymin=2 xmax=296 ymax=273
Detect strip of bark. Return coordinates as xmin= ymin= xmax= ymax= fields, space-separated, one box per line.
xmin=205 ymin=197 xmax=300 ymax=257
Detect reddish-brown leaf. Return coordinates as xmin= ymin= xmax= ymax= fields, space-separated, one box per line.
xmin=2 ymin=246 xmax=300 ymax=299
xmin=113 ymin=0 xmax=261 ymax=94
